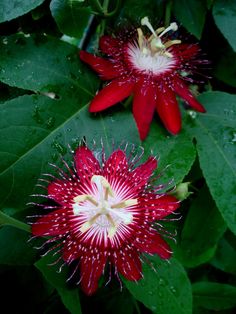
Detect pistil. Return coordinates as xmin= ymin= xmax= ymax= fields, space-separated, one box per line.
xmin=72 ymin=175 xmax=137 ymax=239
xmin=137 ymin=16 xmax=181 ymax=58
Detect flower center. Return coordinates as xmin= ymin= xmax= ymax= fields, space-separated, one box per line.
xmin=127 ymin=17 xmax=181 ymax=75
xmin=72 ymin=175 xmax=137 ymax=239
xmin=139 ymin=17 xmax=181 ymax=57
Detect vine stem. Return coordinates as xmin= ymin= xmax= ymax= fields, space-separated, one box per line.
xmin=0 ymin=210 xmax=31 ymax=233
xmin=102 ymin=0 xmax=109 ymax=13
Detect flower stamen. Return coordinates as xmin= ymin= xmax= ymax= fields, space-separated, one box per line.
xmin=138 ymin=16 xmax=181 ymax=58
xmin=111 ymin=199 xmax=137 ymax=209
xmin=73 ymin=175 xmax=136 ymax=238
xmin=74 ymin=194 xmax=98 ymax=206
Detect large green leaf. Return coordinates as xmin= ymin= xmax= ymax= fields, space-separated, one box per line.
xmin=120 ymin=0 xmax=164 ymax=24
xmin=0 ymin=95 xmax=139 ymax=210
xmin=35 ymin=254 xmax=82 ymax=314
xmin=213 ymin=0 xmax=236 ymax=52
xmin=186 ymin=92 xmax=236 ymax=234
xmin=0 ymin=34 xmax=97 ymax=94
xmin=173 ymin=0 xmax=207 ymax=39
xmin=143 ymin=123 xmax=196 ymax=187
xmin=211 ymin=237 xmax=236 ymax=275
xmin=0 ymin=226 xmax=36 ymax=265
xmin=193 ymin=282 xmax=236 ymax=310
xmin=125 ymin=256 xmax=192 ymax=314
xmin=214 ymin=43 xmax=236 ymax=87
xmin=0 ymin=0 xmax=45 ymax=23
xmin=0 ymin=33 xmax=140 ymax=210
xmin=50 ymin=0 xmax=92 ymax=39
xmin=176 ymin=185 xmax=226 ymax=267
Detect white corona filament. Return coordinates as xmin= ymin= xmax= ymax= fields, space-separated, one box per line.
xmin=72 ymin=175 xmax=137 ymax=239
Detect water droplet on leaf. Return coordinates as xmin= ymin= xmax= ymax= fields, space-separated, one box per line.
xmin=32 ymin=105 xmax=43 ymax=124
xmin=188 ymin=110 xmax=197 ymax=119
xmin=46 ymin=117 xmax=56 ymax=129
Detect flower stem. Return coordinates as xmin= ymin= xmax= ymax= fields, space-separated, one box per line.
xmin=165 ymin=0 xmax=173 ymax=27
xmin=0 ymin=210 xmax=31 ymax=233
xmin=89 ymin=0 xmax=120 ymax=17
xmin=89 ymin=0 xmax=104 ymax=15
xmin=102 ymin=0 xmax=109 ymax=13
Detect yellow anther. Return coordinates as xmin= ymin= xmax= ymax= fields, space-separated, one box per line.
xmin=107 ymin=226 xmax=117 ymax=239
xmin=74 ymin=194 xmax=98 ymax=206
xmin=156 ymin=26 xmax=165 ymax=35
xmin=137 ymin=28 xmax=144 ymax=49
xmin=79 ymin=213 xmax=101 ymax=232
xmin=163 ymin=51 xmax=173 ymax=58
xmin=111 ymin=199 xmax=138 ymax=209
xmin=164 ymin=39 xmax=181 ymax=49
xmin=80 ymin=221 xmax=92 ymax=233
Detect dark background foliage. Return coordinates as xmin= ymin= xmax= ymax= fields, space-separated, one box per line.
xmin=0 ymin=0 xmax=236 ymax=313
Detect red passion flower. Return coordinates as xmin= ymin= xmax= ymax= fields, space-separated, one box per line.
xmin=80 ymin=17 xmax=206 ymax=140
xmin=31 ymin=144 xmax=179 ymax=295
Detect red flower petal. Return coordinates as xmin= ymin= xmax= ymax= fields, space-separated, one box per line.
xmin=115 ymin=249 xmax=142 ymax=281
xmin=89 ymin=79 xmax=135 ymax=112
xmin=80 ymin=252 xmax=107 ymax=295
xmin=75 ymin=146 xmax=101 ymax=181
xmin=135 ymin=232 xmax=172 ymax=259
xmin=99 ymin=35 xmax=119 ymax=56
xmin=48 ymin=180 xmax=77 ymax=206
xmin=133 ymin=80 xmax=156 ymax=140
xmin=173 ymin=43 xmax=200 ymax=60
xmin=63 ymin=239 xmax=81 ymax=263
xmin=173 ymin=77 xmax=206 ymax=112
xmin=79 ymin=51 xmax=120 ymax=80
xmin=31 ymin=208 xmax=68 ymax=236
xmin=131 ymin=156 xmax=157 ymax=189
xmin=156 ymin=84 xmax=182 ymax=134
xmin=140 ymin=194 xmax=180 ymax=220
xmin=103 ymin=149 xmax=128 ymax=181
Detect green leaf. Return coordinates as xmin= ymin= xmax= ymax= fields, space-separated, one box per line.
xmin=118 ymin=0 xmax=164 ymax=25
xmin=50 ymin=0 xmax=92 ymax=39
xmin=214 ymin=43 xmax=236 ymax=87
xmin=35 ymin=254 xmax=82 ymax=314
xmin=211 ymin=237 xmax=236 ymax=275
xmin=186 ymin=91 xmax=236 ymax=235
xmin=125 ymin=256 xmax=192 ymax=314
xmin=192 ymin=282 xmax=236 ymax=310
xmin=176 ymin=185 xmax=226 ymax=267
xmin=0 ymin=94 xmax=139 ymax=210
xmin=0 ymin=0 xmax=45 ymax=23
xmin=143 ymin=123 xmax=196 ymax=186
xmin=105 ymin=289 xmax=136 ymax=314
xmin=0 ymin=226 xmax=36 ymax=265
xmin=0 ymin=34 xmax=97 ymax=94
xmin=173 ymin=0 xmax=207 ymax=39
xmin=213 ymin=0 xmax=236 ymax=52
